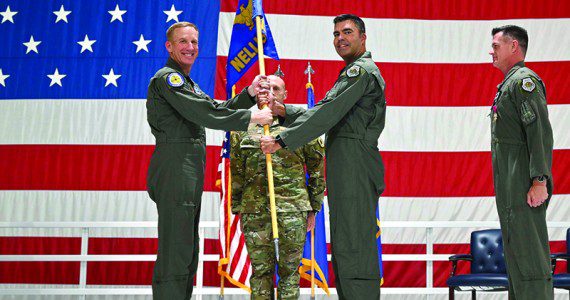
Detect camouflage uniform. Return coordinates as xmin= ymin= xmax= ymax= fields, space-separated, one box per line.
xmin=231 ymin=121 xmax=325 ymax=300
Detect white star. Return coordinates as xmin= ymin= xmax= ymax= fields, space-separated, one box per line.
xmin=23 ymin=36 xmax=41 ymax=54
xmin=133 ymin=34 xmax=152 ymax=53
xmin=0 ymin=69 xmax=9 ymax=87
xmin=108 ymin=4 xmax=126 ymax=23
xmin=102 ymin=68 xmax=121 ymax=87
xmin=77 ymin=35 xmax=96 ymax=53
xmin=47 ymin=68 xmax=66 ymax=87
xmin=53 ymin=5 xmax=71 ymax=23
xmin=163 ymin=4 xmax=182 ymax=23
xmin=1 ymin=6 xmax=18 ymax=24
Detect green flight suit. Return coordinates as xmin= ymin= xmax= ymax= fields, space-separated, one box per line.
xmin=277 ymin=52 xmax=385 ymax=299
xmin=146 ymin=58 xmax=256 ymax=300
xmin=231 ymin=122 xmax=325 ymax=300
xmin=491 ymin=61 xmax=554 ymax=299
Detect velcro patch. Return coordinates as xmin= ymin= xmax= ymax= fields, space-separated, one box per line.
xmin=346 ymin=65 xmax=360 ymax=78
xmin=521 ymin=77 xmax=535 ymax=92
xmin=166 ymin=73 xmax=184 ymax=87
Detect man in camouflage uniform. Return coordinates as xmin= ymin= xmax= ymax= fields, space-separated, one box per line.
xmin=146 ymin=22 xmax=272 ymax=300
xmin=261 ymin=14 xmax=385 ymax=299
xmin=489 ymin=25 xmax=554 ymax=299
xmin=231 ymin=75 xmax=325 ymax=299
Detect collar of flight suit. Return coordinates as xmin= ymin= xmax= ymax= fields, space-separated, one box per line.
xmin=165 ymin=58 xmax=192 ymax=80
xmin=497 ymin=61 xmax=526 ymax=89
xmin=339 ymin=51 xmax=371 ymax=76
xmin=165 ymin=57 xmax=200 ymax=90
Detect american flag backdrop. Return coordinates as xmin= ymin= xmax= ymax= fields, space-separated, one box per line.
xmin=1 ymin=0 xmax=569 ymax=298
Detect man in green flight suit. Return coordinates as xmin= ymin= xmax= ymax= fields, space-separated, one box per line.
xmin=146 ymin=22 xmax=272 ymax=300
xmin=261 ymin=14 xmax=385 ymax=299
xmin=489 ymin=25 xmax=554 ymax=299
xmin=231 ymin=74 xmax=325 ymax=299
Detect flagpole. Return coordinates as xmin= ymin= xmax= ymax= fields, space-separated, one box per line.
xmin=255 ymin=13 xmax=280 ymax=263
xmin=304 ymin=62 xmax=316 ymax=300
xmin=220 ymin=86 xmax=238 ymax=300
xmin=310 ymin=227 xmax=315 ymax=299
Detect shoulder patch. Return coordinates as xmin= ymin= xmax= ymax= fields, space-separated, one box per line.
xmin=521 ymin=77 xmax=535 ymax=92
xmin=166 ymin=73 xmax=184 ymax=87
xmin=346 ymin=65 xmax=361 ymax=78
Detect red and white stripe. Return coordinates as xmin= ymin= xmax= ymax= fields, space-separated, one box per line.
xmin=1 ymin=0 xmax=568 ymax=290
xmin=217 ymin=138 xmax=252 ymax=290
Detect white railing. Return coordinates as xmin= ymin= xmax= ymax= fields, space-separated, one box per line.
xmin=0 ymin=221 xmax=568 ymax=299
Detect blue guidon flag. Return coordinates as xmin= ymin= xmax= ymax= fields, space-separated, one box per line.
xmin=298 ymin=80 xmax=330 ymax=295
xmin=225 ymin=0 xmax=279 ymax=95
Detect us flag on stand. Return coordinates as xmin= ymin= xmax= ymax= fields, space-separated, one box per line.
xmin=1 ymin=0 xmax=569 ymax=292
xmin=216 ymin=132 xmax=252 ymax=292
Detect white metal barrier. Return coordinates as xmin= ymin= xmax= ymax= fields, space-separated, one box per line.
xmin=1 ymin=221 xmax=569 ymax=298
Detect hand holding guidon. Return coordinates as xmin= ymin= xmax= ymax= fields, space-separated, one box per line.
xmin=256 ymin=76 xmax=284 ymax=154
xmin=248 ymin=75 xmax=273 ymax=125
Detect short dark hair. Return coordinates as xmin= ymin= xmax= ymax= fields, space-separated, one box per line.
xmin=492 ymin=25 xmax=528 ymax=56
xmin=333 ymin=14 xmax=365 ymax=34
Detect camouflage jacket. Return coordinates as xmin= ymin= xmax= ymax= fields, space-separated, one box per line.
xmin=230 ymin=121 xmax=325 ymax=214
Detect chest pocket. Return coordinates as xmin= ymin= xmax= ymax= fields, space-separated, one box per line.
xmin=240 ymin=134 xmax=262 ymax=148
xmin=239 ymin=136 xmax=262 ymax=171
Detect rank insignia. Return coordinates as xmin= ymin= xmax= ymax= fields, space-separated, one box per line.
xmin=521 ymin=77 xmax=535 ymax=92
xmin=317 ymin=137 xmax=325 ymax=148
xmin=166 ymin=73 xmax=184 ymax=87
xmin=346 ymin=65 xmax=360 ymax=78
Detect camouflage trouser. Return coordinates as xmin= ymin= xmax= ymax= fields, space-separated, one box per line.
xmin=241 ymin=211 xmax=308 ymax=300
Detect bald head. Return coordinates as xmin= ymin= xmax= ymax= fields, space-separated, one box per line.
xmin=267 ymin=75 xmax=287 ymax=103
xmin=268 ymin=75 xmax=285 ymax=89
